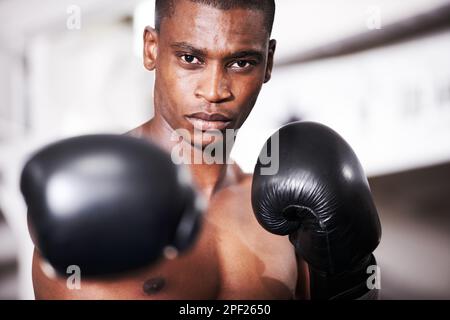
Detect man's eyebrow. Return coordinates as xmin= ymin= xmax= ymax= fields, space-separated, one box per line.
xmin=170 ymin=42 xmax=207 ymax=57
xmin=170 ymin=42 xmax=264 ymax=60
xmin=228 ymin=50 xmax=264 ymax=61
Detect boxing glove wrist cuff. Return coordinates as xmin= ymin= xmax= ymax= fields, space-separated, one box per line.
xmin=309 ymin=254 xmax=377 ymax=300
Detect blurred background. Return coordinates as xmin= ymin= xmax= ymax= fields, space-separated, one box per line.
xmin=0 ymin=0 xmax=449 ymax=299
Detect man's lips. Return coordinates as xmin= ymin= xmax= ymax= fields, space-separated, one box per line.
xmin=185 ymin=112 xmax=232 ymax=131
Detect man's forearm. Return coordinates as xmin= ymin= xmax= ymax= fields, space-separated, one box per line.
xmin=294 ymin=253 xmax=310 ymax=300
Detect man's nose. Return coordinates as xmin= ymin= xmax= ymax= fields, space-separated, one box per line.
xmin=195 ymin=63 xmax=232 ymax=103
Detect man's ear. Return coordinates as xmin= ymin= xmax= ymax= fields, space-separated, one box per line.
xmin=264 ymin=39 xmax=277 ymax=83
xmin=143 ymin=26 xmax=158 ymax=71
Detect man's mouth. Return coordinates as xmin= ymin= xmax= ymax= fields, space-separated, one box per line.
xmin=185 ymin=112 xmax=232 ymax=131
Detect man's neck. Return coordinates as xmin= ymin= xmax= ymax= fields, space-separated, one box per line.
xmin=134 ymin=115 xmax=237 ymax=200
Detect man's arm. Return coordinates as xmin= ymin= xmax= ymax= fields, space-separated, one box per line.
xmin=32 ymin=248 xmax=134 ymax=300
xmin=32 ymin=248 xmax=76 ymax=299
xmin=295 ymin=252 xmax=310 ymax=300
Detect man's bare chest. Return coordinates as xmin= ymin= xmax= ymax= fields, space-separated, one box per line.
xmin=210 ymin=216 xmax=298 ymax=299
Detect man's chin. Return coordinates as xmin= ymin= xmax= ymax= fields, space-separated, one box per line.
xmin=168 ymin=127 xmax=239 ymax=165
xmin=176 ymin=127 xmax=223 ymax=147
xmin=192 ymin=131 xmax=225 ymax=150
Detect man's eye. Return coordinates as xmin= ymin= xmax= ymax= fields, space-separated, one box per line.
xmin=230 ymin=60 xmax=253 ymax=69
xmin=181 ymin=55 xmax=201 ymax=64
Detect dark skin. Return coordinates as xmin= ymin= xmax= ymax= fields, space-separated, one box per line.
xmin=32 ymin=0 xmax=310 ymax=299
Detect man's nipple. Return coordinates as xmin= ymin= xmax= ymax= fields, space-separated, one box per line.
xmin=142 ymin=277 xmax=166 ymax=295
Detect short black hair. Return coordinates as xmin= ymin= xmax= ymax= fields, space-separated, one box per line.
xmin=155 ymin=0 xmax=276 ymax=35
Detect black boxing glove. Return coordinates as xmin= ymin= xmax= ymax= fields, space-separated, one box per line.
xmin=251 ymin=121 xmax=382 ymax=300
xmin=21 ymin=134 xmax=204 ymax=277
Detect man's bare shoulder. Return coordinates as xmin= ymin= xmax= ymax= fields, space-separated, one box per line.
xmin=230 ymin=162 xmax=253 ymax=188
xmin=124 ymin=123 xmax=146 ymax=138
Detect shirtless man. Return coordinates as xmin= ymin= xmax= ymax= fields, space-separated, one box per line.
xmin=25 ymin=0 xmax=309 ymax=300
xmin=23 ymin=0 xmax=381 ymax=300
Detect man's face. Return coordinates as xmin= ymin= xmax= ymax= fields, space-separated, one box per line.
xmin=144 ymin=0 xmax=276 ymax=147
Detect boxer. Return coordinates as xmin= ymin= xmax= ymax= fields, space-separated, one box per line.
xmin=23 ymin=0 xmax=380 ymax=300
xmin=28 ymin=0 xmax=303 ymax=300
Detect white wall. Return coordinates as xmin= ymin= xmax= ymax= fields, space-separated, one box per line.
xmin=271 ymin=0 xmax=449 ymax=62
xmin=27 ymin=22 xmax=154 ymax=138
